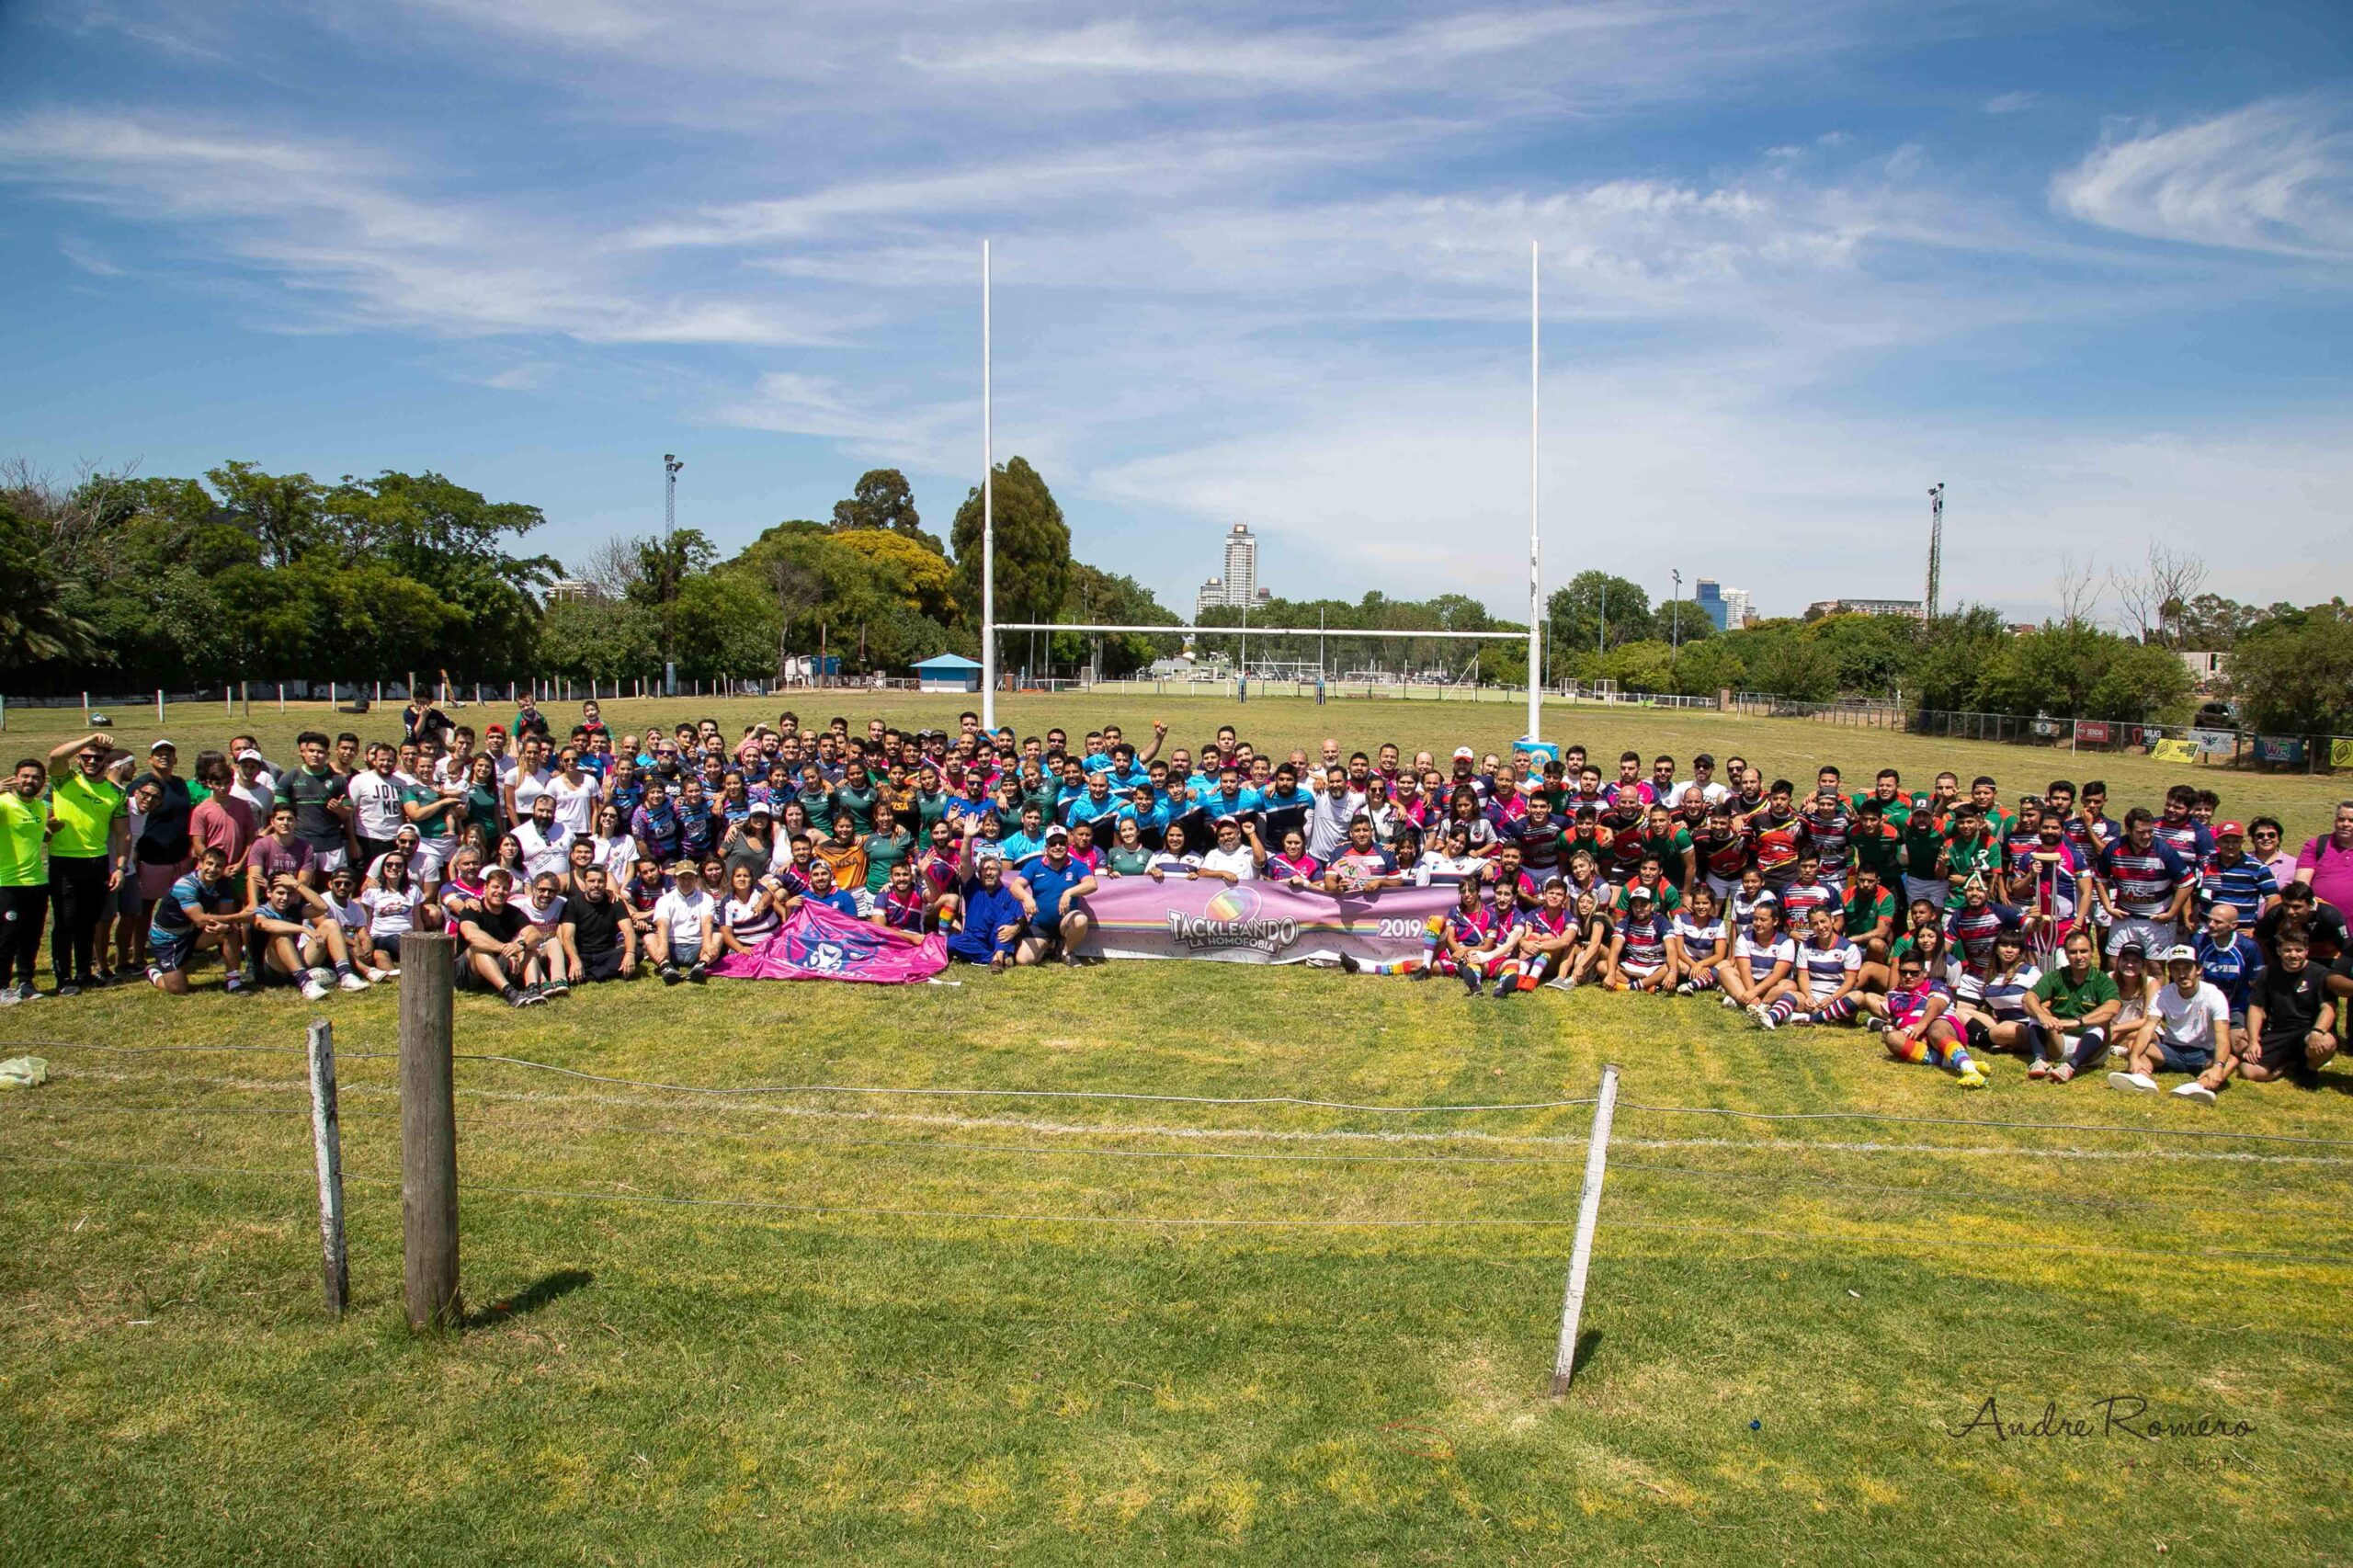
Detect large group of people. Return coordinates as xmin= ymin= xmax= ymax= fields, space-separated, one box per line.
xmin=4 ymin=698 xmax=2349 ymax=1103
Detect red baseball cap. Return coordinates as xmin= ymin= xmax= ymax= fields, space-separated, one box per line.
xmin=2215 ymin=821 xmax=2245 ymax=837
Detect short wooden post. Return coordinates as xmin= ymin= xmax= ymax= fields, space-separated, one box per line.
xmin=156 ymin=687 xmax=165 ymax=723
xmin=399 ymin=932 xmax=461 ymax=1330
xmin=1549 ymin=1063 xmax=1620 ymax=1395
xmin=278 ymin=682 xmax=285 ymax=712
xmin=306 ymin=1018 xmax=349 ymax=1317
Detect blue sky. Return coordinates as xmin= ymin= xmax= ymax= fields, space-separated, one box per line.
xmin=2 ymin=1 xmax=2347 ymax=625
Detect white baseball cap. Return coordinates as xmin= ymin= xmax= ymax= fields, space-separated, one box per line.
xmin=2162 ymin=944 xmax=2199 ymax=964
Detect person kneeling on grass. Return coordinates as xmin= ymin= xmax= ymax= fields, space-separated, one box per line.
xmin=1719 ymin=901 xmax=1797 ymax=1027
xmin=148 ymin=846 xmax=250 ymax=994
xmin=2109 ymin=946 xmax=2229 ymax=1103
xmin=2019 ymin=929 xmax=2120 ymax=1083
xmin=1763 ymin=905 xmax=1865 ymax=1028
xmin=648 ymin=860 xmax=722 ymax=984
xmin=455 ymin=867 xmax=554 ymax=1007
xmin=246 ymin=873 xmax=371 ymax=1001
xmin=1866 ymin=951 xmax=1987 ymax=1087
xmin=1602 ymin=884 xmax=1676 ymax=994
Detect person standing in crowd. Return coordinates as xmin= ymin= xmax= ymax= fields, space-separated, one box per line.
xmin=0 ymin=758 xmax=52 ymax=1002
xmin=41 ymin=733 xmax=127 ymax=994
xmin=131 ymin=739 xmax=198 ymax=962
xmin=2295 ymin=801 xmax=2353 ymax=912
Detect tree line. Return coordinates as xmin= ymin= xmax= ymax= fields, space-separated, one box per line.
xmin=5 ymin=454 xmax=2343 ymax=733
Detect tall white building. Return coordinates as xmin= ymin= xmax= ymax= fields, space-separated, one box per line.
xmin=1222 ymin=524 xmax=1257 ymax=604
xmin=1723 ymin=587 xmax=1754 ymax=627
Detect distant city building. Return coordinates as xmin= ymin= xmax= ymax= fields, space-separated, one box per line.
xmin=1195 ymin=525 xmax=1269 ymax=617
xmin=1695 ymin=579 xmax=1754 ymax=631
xmin=544 ymin=578 xmax=600 ymax=603
xmin=1806 ymin=597 xmax=1923 ymax=619
xmin=2180 ymin=650 xmax=2225 ymax=685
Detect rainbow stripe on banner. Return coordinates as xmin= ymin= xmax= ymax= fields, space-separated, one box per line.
xmin=1075 ymin=879 xmax=1461 ymax=965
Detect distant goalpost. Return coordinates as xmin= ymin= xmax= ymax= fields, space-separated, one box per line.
xmin=975 ymin=241 xmax=1549 ymax=743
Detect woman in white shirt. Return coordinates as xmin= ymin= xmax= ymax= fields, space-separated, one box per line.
xmin=1145 ymin=821 xmax=1203 ymax=880
xmin=591 ymin=803 xmax=639 ymax=885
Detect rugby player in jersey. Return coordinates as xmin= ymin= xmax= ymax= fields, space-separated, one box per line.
xmin=2095 ymin=808 xmax=2198 ymax=958
xmin=1842 ymin=861 xmax=1902 ymax=985
xmin=2154 ymin=784 xmax=2218 ymax=867
xmin=1669 ymin=883 xmax=1730 ymax=995
xmin=1764 ymin=904 xmax=1866 ymax=1028
xmin=1720 ymin=900 xmax=1798 ymax=1026
xmin=1865 ymin=951 xmax=1988 ymax=1087
xmin=1951 ymin=925 xmax=2041 ymax=1061
xmin=1851 ymin=767 xmax=1910 ymax=828
xmin=1603 ymin=884 xmax=1677 ymax=994
xmin=1943 ymin=872 xmax=2024 ymax=1002
xmin=1798 ymin=783 xmax=1854 ymax=892
xmin=1693 ymin=801 xmax=1752 ymax=903
xmin=1510 ymin=876 xmax=1580 ymax=992
xmin=1435 ymin=877 xmax=1520 ymax=997
xmin=1777 ymin=847 xmax=1844 ymax=931
xmin=2199 ymin=822 xmax=2280 ymax=926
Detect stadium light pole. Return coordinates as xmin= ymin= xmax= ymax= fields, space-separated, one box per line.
xmin=1670 ymin=567 xmax=1681 ymax=659
xmin=1527 ymin=239 xmax=1542 ymax=742
xmin=663 ymin=452 xmax=683 ymax=696
xmin=981 ymin=240 xmax=995 ymax=732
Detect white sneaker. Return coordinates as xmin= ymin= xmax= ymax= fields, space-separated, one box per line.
xmin=337 ymin=971 xmax=370 ymax=992
xmin=2105 ymin=1071 xmax=2158 ymax=1094
xmin=300 ymin=978 xmax=330 ymax=1002
xmin=1721 ymin=994 xmax=1739 ymax=1010
xmin=2172 ymin=1082 xmax=2218 ymax=1105
xmin=364 ymin=967 xmax=393 ymax=983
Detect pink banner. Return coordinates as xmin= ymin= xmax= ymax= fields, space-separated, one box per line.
xmin=1073 ymin=878 xmax=1461 ymax=964
xmin=710 ymin=900 xmax=949 ymax=983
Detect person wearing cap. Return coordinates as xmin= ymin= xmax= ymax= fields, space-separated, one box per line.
xmin=225 ymin=748 xmax=275 ymax=822
xmin=2199 ymin=822 xmax=2279 ymax=926
xmin=130 ymin=738 xmax=199 ymax=943
xmin=1603 ymin=882 xmax=1677 ymax=995
xmin=2109 ymin=946 xmax=2230 ymax=1100
xmin=1011 ymin=827 xmax=1097 ymax=967
xmin=41 ymin=732 xmax=129 ymax=994
xmin=719 ymin=800 xmax=776 ymax=887
xmin=647 ymin=859 xmax=721 ymax=983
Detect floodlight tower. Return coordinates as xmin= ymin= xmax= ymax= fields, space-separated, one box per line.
xmin=1924 ymin=483 xmax=1945 ymax=622
xmin=663 ymin=452 xmax=683 ymax=694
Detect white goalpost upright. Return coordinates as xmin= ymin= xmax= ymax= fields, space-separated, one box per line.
xmin=981 ymin=238 xmax=996 ymax=733
xmin=1528 ymin=239 xmax=1541 ymax=745
xmin=976 ymin=242 xmax=1547 ymax=714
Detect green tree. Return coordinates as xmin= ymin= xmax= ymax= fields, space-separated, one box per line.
xmin=949 ymin=458 xmax=1070 ymax=631
xmin=0 ymin=497 xmax=98 ymax=669
xmin=1652 ymin=598 xmax=1714 ymax=645
xmin=2227 ymin=603 xmax=2353 ymax=733
xmin=207 ymin=460 xmax=323 ymax=568
xmin=674 ymin=568 xmax=784 ymax=682
xmin=830 ymin=469 xmax=942 ymax=554
xmin=1670 ymin=637 xmax=1745 ymax=698
xmin=538 ymin=597 xmax=661 ymax=686
xmin=1547 ymin=572 xmax=1652 ymax=655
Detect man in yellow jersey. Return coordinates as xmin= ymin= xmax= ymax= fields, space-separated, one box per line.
xmin=0 ymin=757 xmax=52 ymax=1002
xmin=45 ymin=731 xmax=129 ymax=994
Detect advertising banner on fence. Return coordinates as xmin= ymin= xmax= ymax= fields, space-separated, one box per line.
xmin=2073 ymin=721 xmax=2111 ymax=746
xmin=2149 ymin=738 xmax=2199 ymax=764
xmin=710 ymin=901 xmax=949 ymax=983
xmin=1074 ymin=879 xmax=1459 ymax=965
xmin=2256 ymin=734 xmax=2308 ymax=765
xmin=2188 ymin=728 xmax=2237 ymax=756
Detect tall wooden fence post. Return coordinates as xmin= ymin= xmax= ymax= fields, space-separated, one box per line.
xmin=399 ymin=932 xmax=461 ymax=1330
xmin=1549 ymin=1062 xmax=1621 ymax=1395
xmin=306 ymin=1018 xmax=349 ymax=1317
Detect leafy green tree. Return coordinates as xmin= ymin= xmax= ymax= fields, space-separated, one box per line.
xmin=1547 ymin=572 xmax=1652 ymax=655
xmin=1802 ymin=612 xmax=1919 ymax=698
xmin=0 ymin=497 xmax=98 ymax=669
xmin=207 ymin=461 xmax=323 ymax=568
xmin=1598 ymin=639 xmax=1676 ymax=694
xmin=1651 ymin=598 xmax=1714 ymax=645
xmin=674 ymin=568 xmax=783 ymax=682
xmin=1670 ymin=637 xmax=1745 ymax=698
xmin=538 ymin=597 xmax=661 ymax=685
xmin=2227 ymin=603 xmax=2353 ymax=733
xmin=949 ymin=458 xmax=1070 ymax=631
xmin=830 ymin=469 xmax=942 ymax=554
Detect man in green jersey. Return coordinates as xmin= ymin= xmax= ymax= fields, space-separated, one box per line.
xmin=43 ymin=731 xmax=128 ymax=994
xmin=0 ymin=758 xmax=52 ymax=1001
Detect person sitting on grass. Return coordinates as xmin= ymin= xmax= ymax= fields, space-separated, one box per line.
xmin=719 ymin=862 xmax=780 ymax=956
xmin=2109 ymin=946 xmax=2230 ymax=1102
xmin=1869 ymin=950 xmax=1987 ymax=1088
xmin=2020 ymin=929 xmax=2121 ymax=1083
xmin=648 ymin=860 xmax=721 ymax=984
xmin=1952 ymin=925 xmax=2040 ymax=1062
xmin=455 ymin=867 xmax=551 ymax=1007
xmin=2207 ymin=928 xmax=2339 ymax=1090
xmin=1720 ymin=900 xmax=1797 ymax=1027
xmin=1764 ymin=904 xmax=1865 ymax=1028
xmin=946 ymin=852 xmax=1026 ymax=971
xmin=1670 ymin=883 xmax=1729 ymax=995
xmin=148 ymin=845 xmax=249 ymax=994
xmin=1014 ymin=827 xmax=1097 ymax=968
xmin=798 ymin=856 xmax=859 ymax=919
xmin=245 ymin=872 xmax=371 ymax=1001
xmin=558 ymin=865 xmax=636 ymax=983
xmin=1435 ymin=878 xmax=1520 ymax=997
xmin=1603 ymin=884 xmax=1677 ymax=994
xmin=873 ymin=858 xmax=927 ymax=932
xmin=1842 ymin=860 xmax=1900 ymax=987
xmin=1510 ymin=876 xmax=1580 ymax=992
xmin=2104 ymin=942 xmax=2161 ymax=1068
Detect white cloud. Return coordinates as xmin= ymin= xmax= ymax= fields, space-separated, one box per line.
xmin=2052 ymin=96 xmax=2353 ymax=258
xmin=1984 ymin=90 xmax=2039 ymax=115
xmin=0 ymin=110 xmax=841 ymax=346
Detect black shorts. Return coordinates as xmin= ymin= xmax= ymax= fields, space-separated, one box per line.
xmin=576 ymin=946 xmax=631 ymax=983
xmin=2257 ymin=1031 xmax=2313 ymax=1075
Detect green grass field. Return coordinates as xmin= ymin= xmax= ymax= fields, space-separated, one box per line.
xmin=3 ymin=694 xmax=2349 ymax=1562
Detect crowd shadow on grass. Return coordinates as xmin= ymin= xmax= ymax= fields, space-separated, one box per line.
xmin=464 ymin=1268 xmax=595 ymax=1328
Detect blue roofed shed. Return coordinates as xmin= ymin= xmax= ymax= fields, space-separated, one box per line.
xmin=912 ymin=653 xmax=983 ymax=693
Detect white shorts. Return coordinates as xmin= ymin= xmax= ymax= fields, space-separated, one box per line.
xmin=2105 ymin=916 xmax=2175 ymax=957
xmin=310 ymin=846 xmax=350 ymax=875
xmin=1620 ymin=959 xmax=1665 ymax=980
xmin=1705 ymin=874 xmax=1741 ymax=903
xmin=408 ymin=838 xmax=453 ymax=878
xmin=1902 ymin=876 xmax=1948 ymax=915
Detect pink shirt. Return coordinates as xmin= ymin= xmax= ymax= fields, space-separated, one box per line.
xmin=190 ymin=795 xmax=256 ymax=872
xmin=2296 ymin=833 xmax=2353 ymax=912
